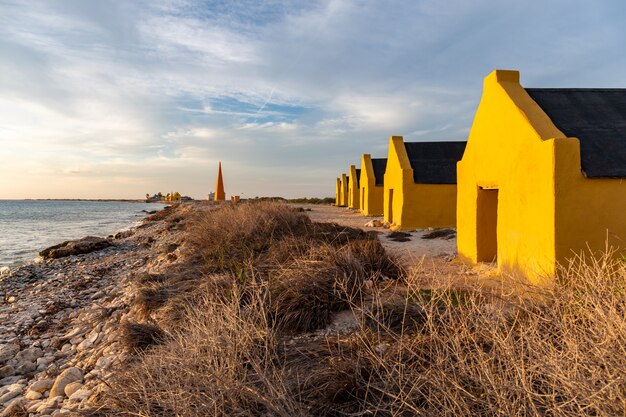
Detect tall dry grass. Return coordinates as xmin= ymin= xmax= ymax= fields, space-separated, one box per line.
xmin=90 ymin=202 xmax=626 ymax=416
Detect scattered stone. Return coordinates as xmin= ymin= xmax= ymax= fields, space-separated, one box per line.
xmin=0 ymin=365 xmax=15 ymax=378
xmin=0 ymin=345 xmax=19 ymax=364
xmin=0 ymin=398 xmax=26 ymax=417
xmin=68 ymin=388 xmax=92 ymax=402
xmin=64 ymin=382 xmax=83 ymax=398
xmin=39 ymin=237 xmax=112 ymax=259
xmin=95 ymin=356 xmax=111 ymax=370
xmin=49 ymin=367 xmax=83 ymax=398
xmin=24 ymin=389 xmax=43 ymax=400
xmin=364 ymin=219 xmax=384 ymax=227
xmin=0 ymin=388 xmax=21 ymax=404
xmin=29 ymin=379 xmax=54 ymax=393
xmin=15 ymin=361 xmax=36 ymax=376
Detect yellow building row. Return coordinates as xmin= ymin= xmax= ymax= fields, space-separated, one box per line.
xmin=334 ymin=69 xmax=626 ymax=283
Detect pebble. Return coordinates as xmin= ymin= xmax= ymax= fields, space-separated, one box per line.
xmin=64 ymin=382 xmax=83 ymax=398
xmin=68 ymin=388 xmax=92 ymax=402
xmin=49 ymin=367 xmax=83 ymax=398
xmin=29 ymin=378 xmax=54 ymax=393
xmin=0 ymin=205 xmax=185 ymax=415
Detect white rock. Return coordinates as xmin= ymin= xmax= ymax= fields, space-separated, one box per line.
xmin=0 ymin=388 xmax=21 ymax=404
xmin=27 ymin=399 xmax=43 ymax=412
xmin=15 ymin=347 xmax=42 ymax=363
xmin=24 ymin=389 xmax=43 ymax=400
xmin=29 ymin=378 xmax=54 ymax=393
xmin=0 ymin=344 xmax=19 ymax=364
xmin=64 ymin=382 xmax=83 ymax=398
xmin=68 ymin=388 xmax=92 ymax=402
xmin=49 ymin=367 xmax=83 ymax=398
xmin=95 ymin=356 xmax=112 ymax=370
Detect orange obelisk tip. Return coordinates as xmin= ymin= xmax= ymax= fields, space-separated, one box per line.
xmin=215 ymin=161 xmax=226 ymax=201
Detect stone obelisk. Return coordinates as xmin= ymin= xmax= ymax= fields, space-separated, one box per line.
xmin=215 ymin=162 xmax=225 ymax=201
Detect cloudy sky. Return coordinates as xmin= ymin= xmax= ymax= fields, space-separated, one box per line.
xmin=1 ymin=0 xmax=625 ymax=199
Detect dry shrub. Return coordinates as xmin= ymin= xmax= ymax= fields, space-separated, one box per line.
xmin=98 ymin=286 xmax=305 ymax=417
xmin=186 ymin=202 xmax=310 ymax=273
xmin=119 ymin=321 xmax=166 ymax=352
xmin=268 ymin=240 xmax=401 ymax=333
xmin=92 ymin=202 xmax=626 ymax=416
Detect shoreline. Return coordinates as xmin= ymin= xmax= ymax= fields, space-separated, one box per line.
xmin=0 ymin=199 xmax=161 ymax=203
xmin=0 ymin=202 xmax=169 ymax=271
xmin=0 ymin=202 xmax=191 ymax=414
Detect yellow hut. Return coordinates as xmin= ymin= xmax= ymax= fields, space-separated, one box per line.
xmin=339 ymin=173 xmax=349 ymax=207
xmin=347 ymin=165 xmax=361 ymax=210
xmin=384 ymin=136 xmax=466 ymax=230
xmin=335 ymin=178 xmax=341 ymax=206
xmin=457 ymin=69 xmax=626 ymax=282
xmin=359 ymin=154 xmax=387 ymax=216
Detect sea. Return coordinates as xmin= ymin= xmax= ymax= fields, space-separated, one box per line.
xmin=0 ymin=200 xmax=166 ymax=269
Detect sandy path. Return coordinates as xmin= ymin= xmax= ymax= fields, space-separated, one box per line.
xmin=293 ymin=204 xmax=511 ymax=292
xmin=294 ymin=204 xmax=457 ymax=264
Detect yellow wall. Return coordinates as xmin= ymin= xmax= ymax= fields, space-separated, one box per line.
xmin=348 ymin=165 xmax=360 ymax=210
xmin=359 ymin=154 xmax=384 ymax=216
xmin=335 ymin=178 xmax=341 ymax=206
xmin=553 ymin=139 xmax=626 ymax=267
xmin=457 ymin=70 xmax=626 ymax=283
xmin=383 ymin=136 xmax=458 ymax=230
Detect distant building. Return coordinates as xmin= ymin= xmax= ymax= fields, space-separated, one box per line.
xmin=384 ymin=136 xmax=466 ymax=230
xmin=348 ymin=165 xmax=361 ymax=210
xmin=340 ymin=173 xmax=349 ymax=207
xmin=359 ymin=154 xmax=387 ymax=216
xmin=208 ymin=191 xmax=215 ymax=201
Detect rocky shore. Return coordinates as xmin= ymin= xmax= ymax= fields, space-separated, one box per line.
xmin=0 ymin=203 xmax=192 ymax=416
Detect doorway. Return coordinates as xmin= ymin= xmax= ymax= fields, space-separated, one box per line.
xmin=476 ymin=187 xmax=498 ymax=262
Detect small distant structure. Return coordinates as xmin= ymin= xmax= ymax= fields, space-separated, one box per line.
xmin=165 ymin=192 xmax=182 ymax=202
xmin=359 ymin=154 xmax=387 ymax=216
xmin=231 ymin=195 xmax=241 ymax=203
xmin=384 ymin=136 xmax=466 ymax=230
xmin=348 ymin=165 xmax=361 ymax=210
xmin=208 ymin=191 xmax=215 ymax=201
xmin=215 ymin=162 xmax=226 ymax=201
xmin=340 ymin=173 xmax=349 ymax=206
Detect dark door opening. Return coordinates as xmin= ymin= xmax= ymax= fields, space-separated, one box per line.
xmin=476 ymin=187 xmax=498 ymax=262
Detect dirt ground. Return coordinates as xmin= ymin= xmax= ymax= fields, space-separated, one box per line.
xmin=295 ymin=204 xmax=507 ymax=291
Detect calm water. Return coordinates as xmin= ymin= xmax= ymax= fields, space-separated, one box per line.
xmin=0 ymin=200 xmax=165 ymax=268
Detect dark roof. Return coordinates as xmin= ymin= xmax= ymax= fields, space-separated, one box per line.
xmin=526 ymin=88 xmax=626 ymax=178
xmin=371 ymin=158 xmax=387 ymax=186
xmin=354 ymin=169 xmax=361 ymax=187
xmin=403 ymin=141 xmax=467 ymax=184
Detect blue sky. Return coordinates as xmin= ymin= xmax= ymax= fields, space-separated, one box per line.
xmin=1 ymin=0 xmax=625 ymax=199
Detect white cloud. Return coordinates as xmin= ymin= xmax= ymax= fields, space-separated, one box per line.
xmin=1 ymin=0 xmax=626 ymax=198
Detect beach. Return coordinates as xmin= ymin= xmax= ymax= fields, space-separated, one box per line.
xmin=1 ymin=202 xmax=624 ymax=416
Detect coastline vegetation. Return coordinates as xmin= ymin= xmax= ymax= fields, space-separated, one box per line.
xmin=87 ymin=202 xmax=625 ymax=416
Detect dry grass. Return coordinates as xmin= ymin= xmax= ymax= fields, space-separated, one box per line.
xmin=92 ymin=202 xmax=626 ymax=416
